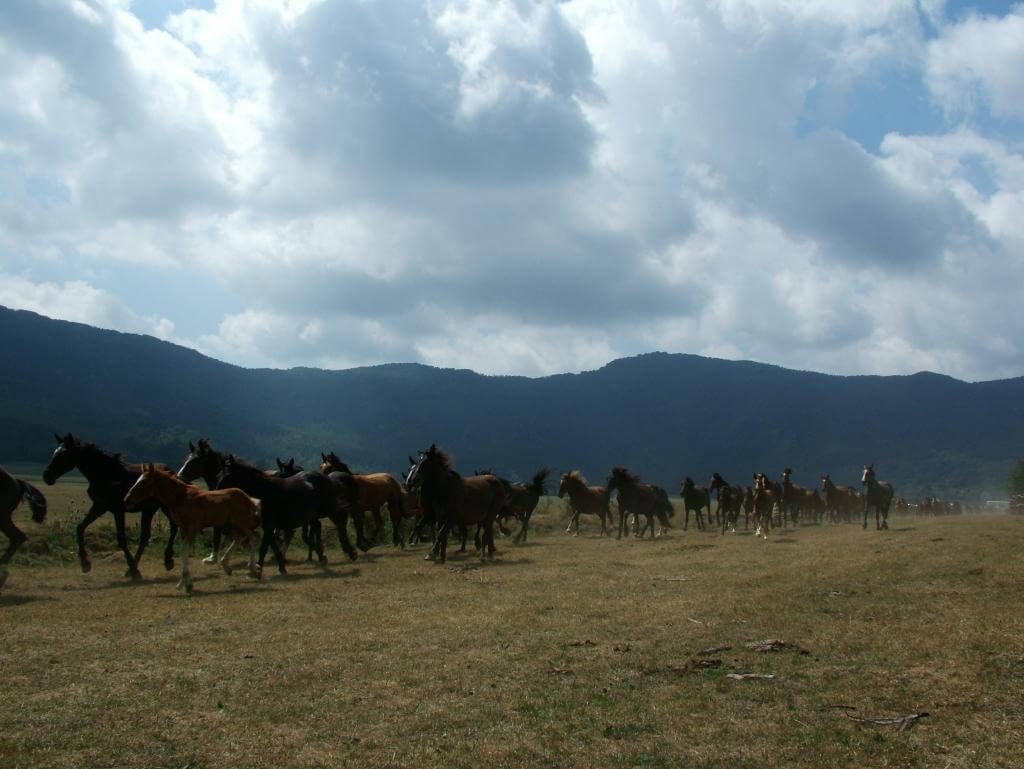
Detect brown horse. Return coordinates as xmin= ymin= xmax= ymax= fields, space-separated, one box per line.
xmin=558 ymin=470 xmax=611 ymax=536
xmin=0 ymin=465 xmax=48 ymax=590
xmin=679 ymin=477 xmax=711 ymax=531
xmin=709 ymin=473 xmax=743 ymax=533
xmin=494 ymin=468 xmax=550 ymax=544
xmin=751 ymin=473 xmax=780 ymax=539
xmin=861 ymin=464 xmax=894 ymax=530
xmin=820 ymin=474 xmax=860 ymax=523
xmin=406 ymin=444 xmax=507 ymax=563
xmin=607 ymin=467 xmax=673 ymax=539
xmin=320 ymin=452 xmax=408 ymax=547
xmin=125 ymin=464 xmax=261 ymax=595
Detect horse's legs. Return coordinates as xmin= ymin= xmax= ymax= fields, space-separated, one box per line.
xmin=75 ymin=503 xmax=107 ymax=574
xmin=247 ymin=531 xmax=260 ymax=578
xmin=112 ymin=509 xmax=142 ymax=580
xmin=179 ymin=533 xmax=194 ymax=595
xmin=162 ymin=513 xmax=177 ymax=570
xmin=328 ymin=513 xmax=357 ymax=562
xmin=133 ymin=506 xmax=159 ymax=571
xmin=259 ymin=527 xmax=286 ymax=575
xmin=0 ymin=515 xmax=27 ymax=566
xmin=218 ymin=534 xmax=237 ymax=575
xmin=203 ymin=526 xmax=223 ymax=564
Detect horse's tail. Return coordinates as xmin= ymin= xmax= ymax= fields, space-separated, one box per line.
xmin=530 ymin=467 xmax=551 ymax=497
xmin=19 ymin=480 xmax=48 ymax=523
xmin=657 ymin=487 xmax=674 ymax=518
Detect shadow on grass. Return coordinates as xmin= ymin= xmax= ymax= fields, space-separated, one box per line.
xmin=0 ymin=592 xmax=54 ymax=606
xmin=771 ymin=537 xmax=799 ymax=544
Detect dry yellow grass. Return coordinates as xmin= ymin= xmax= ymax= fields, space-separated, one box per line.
xmin=1 ymin=483 xmax=1023 ymax=769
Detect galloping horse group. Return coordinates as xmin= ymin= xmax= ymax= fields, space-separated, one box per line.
xmin=1 ymin=430 xmax=902 ymax=594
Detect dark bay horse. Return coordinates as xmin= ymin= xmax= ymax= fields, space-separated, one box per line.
xmin=861 ymin=464 xmax=894 ymax=530
xmin=125 ymin=465 xmax=261 ymax=594
xmin=43 ymin=433 xmax=176 ymax=580
xmin=820 ymin=474 xmax=860 ymax=523
xmin=406 ymin=445 xmax=507 ymax=563
xmin=1 ymin=465 xmax=48 ymax=589
xmin=319 ymin=452 xmax=407 ymax=547
xmin=679 ymin=477 xmax=711 ymax=531
xmin=216 ymin=456 xmax=358 ymax=574
xmin=751 ymin=473 xmax=780 ymax=539
xmin=503 ymin=467 xmax=550 ymax=544
xmin=709 ymin=473 xmax=743 ymax=534
xmin=558 ymin=470 xmax=611 ymax=536
xmin=607 ymin=467 xmax=673 ymax=539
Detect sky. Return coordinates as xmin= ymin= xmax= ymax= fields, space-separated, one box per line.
xmin=1 ymin=0 xmax=1023 ymax=381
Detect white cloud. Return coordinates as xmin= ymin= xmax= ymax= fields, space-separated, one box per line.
xmin=1 ymin=0 xmax=1023 ymax=382
xmin=0 ymin=273 xmax=176 ymax=340
xmin=926 ymin=7 xmax=1024 ymax=118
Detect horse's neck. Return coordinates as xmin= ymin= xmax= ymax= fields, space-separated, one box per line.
xmin=152 ymin=475 xmax=189 ymax=506
xmin=75 ymin=447 xmax=125 ymax=482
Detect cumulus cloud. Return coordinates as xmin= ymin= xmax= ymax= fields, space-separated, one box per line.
xmin=1 ymin=0 xmax=1023 ymax=381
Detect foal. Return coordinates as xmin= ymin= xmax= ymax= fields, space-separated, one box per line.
xmin=125 ymin=464 xmax=261 ymax=595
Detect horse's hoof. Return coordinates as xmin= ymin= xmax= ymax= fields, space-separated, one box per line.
xmin=348 ymin=551 xmax=358 ymax=562
xmin=80 ymin=561 xmax=92 ymax=574
xmin=185 ymin=583 xmax=194 ymax=596
xmin=202 ymin=554 xmax=216 ymax=564
xmin=164 ymin=558 xmax=175 ymax=571
xmin=424 ymin=552 xmax=436 ymax=561
xmin=222 ymin=565 xmax=233 ymax=576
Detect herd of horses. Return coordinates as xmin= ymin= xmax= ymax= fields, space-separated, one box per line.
xmin=1 ymin=433 xmax=899 ymax=594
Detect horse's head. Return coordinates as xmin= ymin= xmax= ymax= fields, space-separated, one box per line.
xmin=681 ymin=477 xmax=695 ymax=495
xmin=319 ymin=451 xmax=350 ymax=475
xmin=819 ymin=474 xmax=831 ymax=491
xmin=177 ymin=438 xmax=223 ymax=483
xmin=861 ymin=464 xmax=875 ymax=486
xmin=215 ymin=454 xmax=242 ymax=489
xmin=124 ymin=463 xmax=159 ymax=507
xmin=709 ymin=472 xmax=725 ymax=492
xmin=43 ymin=433 xmax=79 ymax=485
xmin=406 ymin=444 xmax=451 ymax=490
xmin=275 ymin=457 xmax=303 ymax=477
xmin=782 ymin=467 xmax=792 ymax=483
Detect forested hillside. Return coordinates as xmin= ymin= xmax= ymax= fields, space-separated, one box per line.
xmin=1 ymin=306 xmax=1020 ymax=499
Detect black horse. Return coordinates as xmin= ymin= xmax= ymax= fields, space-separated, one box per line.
xmin=1 ymin=465 xmax=48 ymax=589
xmin=861 ymin=464 xmax=894 ymax=530
xmin=679 ymin=477 xmax=711 ymax=531
xmin=406 ymin=445 xmax=507 ymax=563
xmin=709 ymin=472 xmax=743 ymax=534
xmin=43 ymin=433 xmax=176 ymax=580
xmin=607 ymin=467 xmax=673 ymax=539
xmin=215 ymin=455 xmax=358 ymax=574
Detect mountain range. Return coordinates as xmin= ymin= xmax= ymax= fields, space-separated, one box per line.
xmin=1 ymin=305 xmax=1020 ymax=500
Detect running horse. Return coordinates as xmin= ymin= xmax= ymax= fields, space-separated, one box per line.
xmin=751 ymin=473 xmax=781 ymax=539
xmin=216 ymin=455 xmax=359 ymax=574
xmin=492 ymin=467 xmax=550 ymax=544
xmin=319 ymin=452 xmax=407 ymax=547
xmin=125 ymin=465 xmax=261 ymax=595
xmin=0 ymin=465 xmax=48 ymax=590
xmin=43 ymin=433 xmax=176 ymax=580
xmin=861 ymin=464 xmax=894 ymax=530
xmin=406 ymin=444 xmax=507 ymax=563
xmin=607 ymin=467 xmax=673 ymax=539
xmin=679 ymin=477 xmax=711 ymax=531
xmin=558 ymin=470 xmax=611 ymax=536
xmin=820 ymin=474 xmax=860 ymax=523
xmin=709 ymin=472 xmax=743 ymax=533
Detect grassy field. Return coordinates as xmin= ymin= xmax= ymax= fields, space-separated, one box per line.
xmin=1 ymin=476 xmax=1023 ymax=769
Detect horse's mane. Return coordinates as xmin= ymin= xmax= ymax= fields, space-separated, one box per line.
xmin=224 ymin=456 xmax=266 ymax=476
xmin=63 ymin=435 xmax=128 ymax=470
xmin=610 ymin=466 xmax=641 ymax=485
xmin=562 ymin=469 xmax=588 ymax=485
xmin=426 ymin=446 xmax=455 ymax=472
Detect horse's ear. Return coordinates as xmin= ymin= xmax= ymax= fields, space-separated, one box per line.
xmin=189 ymin=441 xmax=196 ymax=453
xmin=54 ymin=432 xmax=62 ymax=443
xmin=321 ymin=452 xmax=327 ymax=462
xmin=408 ymin=456 xmax=415 ymax=465
xmin=277 ymin=458 xmax=285 ymax=469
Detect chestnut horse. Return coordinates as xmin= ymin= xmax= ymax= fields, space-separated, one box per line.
xmin=0 ymin=465 xmax=48 ymax=590
xmin=558 ymin=470 xmax=611 ymax=536
xmin=607 ymin=467 xmax=673 ymax=539
xmin=319 ymin=452 xmax=408 ymax=547
xmin=125 ymin=465 xmax=261 ymax=595
xmin=679 ymin=477 xmax=711 ymax=531
xmin=43 ymin=433 xmax=176 ymax=580
xmin=861 ymin=464 xmax=894 ymax=530
xmin=406 ymin=444 xmax=507 ymax=563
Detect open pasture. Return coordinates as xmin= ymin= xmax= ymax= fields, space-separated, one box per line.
xmin=1 ymin=484 xmax=1022 ymax=769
